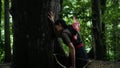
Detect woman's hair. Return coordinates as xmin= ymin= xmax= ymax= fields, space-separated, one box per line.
xmin=54 ymin=19 xmax=68 ymax=29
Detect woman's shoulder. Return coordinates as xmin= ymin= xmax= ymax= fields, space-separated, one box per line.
xmin=63 ymin=29 xmax=71 ymax=34
xmin=62 ymin=29 xmax=72 ymax=37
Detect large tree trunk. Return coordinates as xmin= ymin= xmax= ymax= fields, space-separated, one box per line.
xmin=4 ymin=0 xmax=11 ymax=63
xmin=10 ymin=0 xmax=62 ymax=68
xmin=91 ymin=0 xmax=105 ymax=60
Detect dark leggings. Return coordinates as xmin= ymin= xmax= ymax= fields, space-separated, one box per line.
xmin=76 ymin=46 xmax=89 ymax=68
xmin=66 ymin=46 xmax=89 ymax=68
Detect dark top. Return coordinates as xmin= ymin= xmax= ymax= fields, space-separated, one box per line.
xmin=61 ymin=25 xmax=82 ymax=47
xmin=61 ymin=26 xmax=89 ymax=60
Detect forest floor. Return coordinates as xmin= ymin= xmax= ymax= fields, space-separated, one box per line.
xmin=0 ymin=60 xmax=120 ymax=68
xmin=88 ymin=60 xmax=120 ymax=68
xmin=0 ymin=63 xmax=11 ymax=68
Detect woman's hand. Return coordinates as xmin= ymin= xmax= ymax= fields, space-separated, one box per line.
xmin=48 ymin=11 xmax=55 ymax=23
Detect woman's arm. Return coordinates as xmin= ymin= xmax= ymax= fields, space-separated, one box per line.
xmin=68 ymin=42 xmax=76 ymax=68
xmin=62 ymin=33 xmax=76 ymax=68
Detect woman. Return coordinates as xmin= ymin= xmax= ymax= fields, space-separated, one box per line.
xmin=48 ymin=12 xmax=90 ymax=68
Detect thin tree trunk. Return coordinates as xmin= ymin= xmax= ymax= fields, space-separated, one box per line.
xmin=100 ymin=0 xmax=107 ymax=60
xmin=4 ymin=0 xmax=11 ymax=63
xmin=91 ymin=0 xmax=105 ymax=60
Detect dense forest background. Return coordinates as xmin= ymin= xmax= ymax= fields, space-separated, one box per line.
xmin=0 ymin=0 xmax=120 ymax=68
xmin=62 ymin=0 xmax=120 ymax=61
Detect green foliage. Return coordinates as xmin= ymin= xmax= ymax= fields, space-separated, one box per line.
xmin=0 ymin=42 xmax=5 ymax=63
xmin=62 ymin=0 xmax=93 ymax=53
xmin=0 ymin=0 xmax=13 ymax=63
xmin=62 ymin=0 xmax=120 ymax=61
xmin=58 ymin=38 xmax=69 ymax=56
xmin=0 ymin=0 xmax=5 ymax=63
xmin=103 ymin=0 xmax=120 ymax=61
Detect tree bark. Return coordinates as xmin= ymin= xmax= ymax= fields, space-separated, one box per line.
xmin=100 ymin=0 xmax=107 ymax=60
xmin=10 ymin=0 xmax=62 ymax=68
xmin=4 ymin=0 xmax=11 ymax=63
xmin=91 ymin=0 xmax=105 ymax=60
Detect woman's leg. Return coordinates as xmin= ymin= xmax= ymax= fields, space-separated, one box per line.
xmin=76 ymin=46 xmax=89 ymax=68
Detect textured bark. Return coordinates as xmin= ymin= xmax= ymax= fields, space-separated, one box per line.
xmin=10 ymin=0 xmax=62 ymax=68
xmin=91 ymin=0 xmax=105 ymax=60
xmin=100 ymin=0 xmax=107 ymax=60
